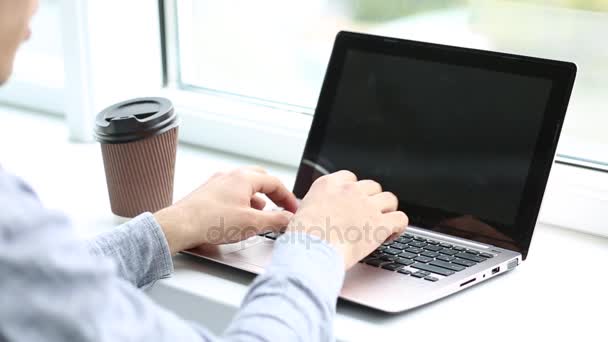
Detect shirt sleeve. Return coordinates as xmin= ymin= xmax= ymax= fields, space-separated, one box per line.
xmin=224 ymin=231 xmax=345 ymax=342
xmin=86 ymin=213 xmax=174 ymax=289
xmin=0 ymin=170 xmax=345 ymax=342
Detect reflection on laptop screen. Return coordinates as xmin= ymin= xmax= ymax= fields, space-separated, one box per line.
xmin=295 ymin=49 xmax=554 ymax=253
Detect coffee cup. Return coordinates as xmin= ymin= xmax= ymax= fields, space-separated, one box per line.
xmin=95 ymin=97 xmax=179 ymax=218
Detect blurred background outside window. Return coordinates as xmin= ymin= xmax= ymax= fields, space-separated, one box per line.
xmin=0 ymin=0 xmax=605 ymax=170
xmin=174 ymin=0 xmax=608 ymax=168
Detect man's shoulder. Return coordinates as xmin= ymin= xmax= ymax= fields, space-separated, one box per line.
xmin=0 ymin=169 xmax=54 ymax=240
xmin=0 ymin=169 xmax=38 ymax=198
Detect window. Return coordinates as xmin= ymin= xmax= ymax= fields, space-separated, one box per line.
xmin=0 ymin=0 xmax=64 ymax=114
xmin=171 ymin=0 xmax=608 ymax=169
xmin=0 ymin=0 xmax=604 ymax=236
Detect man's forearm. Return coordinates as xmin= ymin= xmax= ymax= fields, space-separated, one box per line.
xmin=85 ymin=213 xmax=345 ymax=341
xmin=86 ymin=213 xmax=174 ymax=289
xmin=223 ymin=231 xmax=345 ymax=341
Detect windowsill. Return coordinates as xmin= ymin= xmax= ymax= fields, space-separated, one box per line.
xmin=2 ymin=105 xmax=607 ymax=340
xmin=0 ymin=79 xmax=64 ymax=115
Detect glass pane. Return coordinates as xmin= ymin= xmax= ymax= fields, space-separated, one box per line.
xmin=174 ymin=0 xmax=608 ymax=167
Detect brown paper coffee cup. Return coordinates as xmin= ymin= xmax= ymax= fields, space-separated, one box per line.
xmin=95 ymin=97 xmax=179 ymax=218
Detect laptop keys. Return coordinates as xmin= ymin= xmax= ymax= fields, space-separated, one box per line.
xmin=408 ymin=241 xmax=426 ymax=248
xmin=455 ymin=253 xmax=485 ymax=263
xmin=364 ymin=259 xmax=386 ymax=267
xmin=381 ymin=255 xmax=397 ymax=262
xmin=421 ymin=251 xmax=440 ymax=258
xmin=398 ymin=251 xmax=417 ymax=259
xmin=411 ymin=271 xmax=429 ymax=278
xmin=381 ymin=263 xmax=403 ymax=271
xmin=384 ymin=248 xmax=401 ymax=255
xmin=429 ymin=260 xmax=466 ymax=272
xmin=423 ymin=244 xmax=442 ymax=252
xmin=414 ymin=256 xmax=433 ymax=263
xmin=390 ymin=242 xmax=407 ymax=250
xmin=411 ymin=263 xmax=455 ymax=277
xmin=405 ymin=247 xmax=423 ymax=254
xmin=395 ymin=258 xmax=415 ymax=266
xmin=438 ymin=248 xmax=458 ymax=256
xmin=452 ymin=258 xmax=477 ymax=267
xmin=436 ymin=255 xmax=455 ymax=262
xmin=368 ymin=232 xmax=494 ymax=281
xmin=397 ymin=237 xmax=412 ymax=244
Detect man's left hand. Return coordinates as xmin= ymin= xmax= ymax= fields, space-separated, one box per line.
xmin=154 ymin=166 xmax=298 ymax=255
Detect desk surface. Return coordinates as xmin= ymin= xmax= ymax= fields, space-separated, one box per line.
xmin=2 ymin=107 xmax=607 ymax=342
xmin=151 ymin=224 xmax=608 ymax=342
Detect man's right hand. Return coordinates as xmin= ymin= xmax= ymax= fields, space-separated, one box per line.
xmin=286 ymin=170 xmax=408 ymax=269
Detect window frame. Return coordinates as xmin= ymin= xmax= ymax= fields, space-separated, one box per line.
xmin=57 ymin=0 xmax=608 ymax=237
xmin=0 ymin=80 xmax=63 ymax=115
xmin=159 ymin=0 xmax=312 ymax=165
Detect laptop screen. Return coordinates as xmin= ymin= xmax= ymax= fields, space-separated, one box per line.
xmin=294 ymin=32 xmax=576 ymax=259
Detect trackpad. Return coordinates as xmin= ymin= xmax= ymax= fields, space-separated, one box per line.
xmin=226 ymin=239 xmax=275 ymax=268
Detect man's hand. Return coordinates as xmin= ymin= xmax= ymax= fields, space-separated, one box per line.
xmin=286 ymin=170 xmax=408 ymax=269
xmin=154 ymin=166 xmax=298 ymax=255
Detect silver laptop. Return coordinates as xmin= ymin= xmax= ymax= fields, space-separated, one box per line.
xmin=186 ymin=31 xmax=577 ymax=312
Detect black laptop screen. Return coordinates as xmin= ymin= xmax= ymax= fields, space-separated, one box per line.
xmin=294 ymin=33 xmax=575 ymax=259
xmin=322 ymin=49 xmax=551 ymax=226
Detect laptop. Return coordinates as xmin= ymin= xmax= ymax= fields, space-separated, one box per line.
xmin=186 ymin=31 xmax=577 ymax=312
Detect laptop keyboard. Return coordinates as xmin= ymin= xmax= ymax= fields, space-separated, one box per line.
xmin=362 ymin=234 xmax=494 ymax=282
xmin=261 ymin=232 xmax=494 ymax=282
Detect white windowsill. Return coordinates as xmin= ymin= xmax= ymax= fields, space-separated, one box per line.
xmin=1 ymin=105 xmax=605 ymax=341
xmin=0 ymin=79 xmax=64 ymax=115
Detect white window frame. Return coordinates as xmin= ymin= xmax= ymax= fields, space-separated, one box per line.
xmin=59 ymin=0 xmax=608 ymax=238
xmin=0 ymin=80 xmax=63 ymax=115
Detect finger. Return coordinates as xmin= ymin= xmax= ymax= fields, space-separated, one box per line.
xmin=357 ymin=179 xmax=382 ymax=196
xmin=245 ymin=172 xmax=299 ymax=213
xmin=378 ymin=221 xmax=407 ymax=245
xmin=242 ymin=165 xmax=267 ymax=174
xmin=371 ymin=191 xmax=399 ymax=213
xmin=330 ymin=170 xmax=358 ymax=183
xmin=383 ymin=211 xmax=409 ymax=235
xmin=249 ymin=209 xmax=293 ymax=232
xmin=250 ymin=195 xmax=267 ymax=210
xmin=385 ymin=232 xmax=402 ymax=243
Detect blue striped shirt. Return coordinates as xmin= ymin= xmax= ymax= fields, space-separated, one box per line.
xmin=0 ymin=170 xmax=344 ymax=341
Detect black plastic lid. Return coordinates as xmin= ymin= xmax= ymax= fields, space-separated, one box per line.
xmin=94 ymin=97 xmax=178 ymax=144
